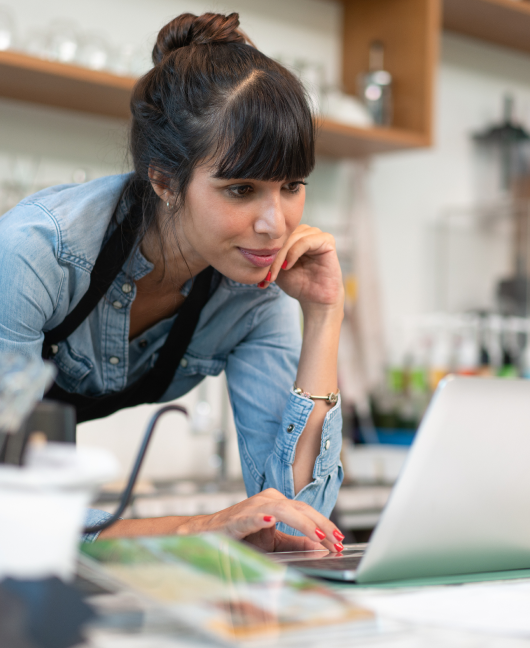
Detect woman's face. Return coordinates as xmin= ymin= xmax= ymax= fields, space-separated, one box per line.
xmin=178 ymin=164 xmax=306 ymax=284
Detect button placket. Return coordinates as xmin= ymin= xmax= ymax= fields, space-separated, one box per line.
xmin=104 ymin=280 xmax=131 ymax=390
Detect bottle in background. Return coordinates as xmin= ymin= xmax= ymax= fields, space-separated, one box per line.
xmin=477 ymin=315 xmax=494 ymax=377
xmin=497 ymin=319 xmax=519 ymax=378
xmin=456 ymin=321 xmax=480 ymax=376
xmin=428 ymin=321 xmax=452 ymax=392
xmin=357 ymin=40 xmax=393 ymax=126
xmin=498 ymin=347 xmax=519 ymax=378
xmin=486 ymin=315 xmax=504 ymax=374
xmin=520 ymin=331 xmax=530 ymax=379
xmin=477 ymin=344 xmax=494 ymax=377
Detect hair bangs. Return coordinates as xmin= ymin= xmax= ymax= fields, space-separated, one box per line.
xmin=210 ymin=71 xmax=315 ymax=182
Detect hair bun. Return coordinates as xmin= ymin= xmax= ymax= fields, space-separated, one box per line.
xmin=152 ymin=12 xmax=246 ymax=64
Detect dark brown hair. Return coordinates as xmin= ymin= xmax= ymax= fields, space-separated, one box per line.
xmin=128 ymin=12 xmax=315 ymax=243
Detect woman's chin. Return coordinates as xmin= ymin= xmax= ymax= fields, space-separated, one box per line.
xmin=218 ymin=268 xmax=268 ymax=285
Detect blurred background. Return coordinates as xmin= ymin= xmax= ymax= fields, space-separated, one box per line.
xmin=2 ymin=0 xmax=530 ymax=541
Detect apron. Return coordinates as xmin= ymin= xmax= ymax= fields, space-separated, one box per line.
xmin=41 ymin=195 xmax=215 ymax=423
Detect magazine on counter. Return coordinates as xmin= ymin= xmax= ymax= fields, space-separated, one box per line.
xmin=81 ymin=533 xmax=375 ymax=644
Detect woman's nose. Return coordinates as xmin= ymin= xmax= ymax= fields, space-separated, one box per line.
xmin=253 ymin=194 xmax=286 ymax=239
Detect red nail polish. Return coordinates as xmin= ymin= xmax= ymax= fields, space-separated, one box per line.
xmin=264 ymin=515 xmax=273 ymax=522
xmin=265 ymin=271 xmax=272 ymax=282
xmin=334 ymin=542 xmax=344 ymax=552
xmin=333 ymin=530 xmax=345 ymax=541
xmin=281 ymin=260 xmax=288 ymax=270
xmin=257 ymin=281 xmax=265 ymax=288
xmin=315 ymin=528 xmax=326 ymax=540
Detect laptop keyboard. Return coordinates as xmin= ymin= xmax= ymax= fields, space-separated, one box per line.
xmin=286 ymin=553 xmax=364 ymax=572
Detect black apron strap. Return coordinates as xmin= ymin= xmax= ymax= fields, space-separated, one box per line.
xmin=42 ymin=190 xmax=217 ymax=423
xmin=42 ymin=199 xmax=142 ymax=357
xmin=45 ymin=266 xmax=214 ymax=423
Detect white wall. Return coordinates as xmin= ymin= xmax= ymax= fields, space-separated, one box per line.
xmin=370 ymin=33 xmax=530 ymax=349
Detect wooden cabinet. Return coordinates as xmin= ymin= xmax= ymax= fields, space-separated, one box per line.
xmin=337 ymin=0 xmax=440 ymax=152
xmin=443 ymin=0 xmax=530 ymax=56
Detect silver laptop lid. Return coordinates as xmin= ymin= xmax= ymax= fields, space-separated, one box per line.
xmin=356 ymin=376 xmax=530 ymax=583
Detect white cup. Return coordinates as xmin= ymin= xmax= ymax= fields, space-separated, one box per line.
xmin=0 ymin=442 xmax=117 ymax=581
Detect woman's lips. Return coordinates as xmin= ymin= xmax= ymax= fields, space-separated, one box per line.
xmin=238 ymin=247 xmax=280 ymax=268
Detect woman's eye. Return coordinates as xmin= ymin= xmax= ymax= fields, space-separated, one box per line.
xmin=228 ymin=185 xmax=253 ymax=198
xmin=285 ymin=181 xmax=307 ymax=194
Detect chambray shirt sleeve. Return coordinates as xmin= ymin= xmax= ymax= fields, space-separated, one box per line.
xmin=225 ymin=289 xmax=343 ymax=534
xmin=0 ymin=203 xmax=64 ymax=364
xmin=82 ymin=509 xmax=115 ymax=543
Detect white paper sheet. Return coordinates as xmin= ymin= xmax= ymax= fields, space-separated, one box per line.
xmin=352 ymin=581 xmax=530 ymax=637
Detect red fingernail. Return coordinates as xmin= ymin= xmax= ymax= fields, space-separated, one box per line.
xmin=333 ymin=530 xmax=345 ymax=541
xmin=258 ymin=281 xmax=265 ymax=288
xmin=265 ymin=271 xmax=272 ymax=282
xmin=281 ymin=260 xmax=288 ymax=270
xmin=334 ymin=542 xmax=344 ymax=552
xmin=264 ymin=515 xmax=273 ymax=522
xmin=315 ymin=528 xmax=326 ymax=540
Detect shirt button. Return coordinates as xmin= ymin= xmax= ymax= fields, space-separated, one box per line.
xmin=50 ymin=344 xmax=59 ymax=355
xmin=113 ymin=300 xmax=123 ymax=310
xmin=138 ymin=339 xmax=148 ymax=348
xmin=180 ymin=358 xmax=188 ymax=368
xmin=122 ymin=283 xmax=133 ymax=294
xmin=325 ymin=439 xmax=331 ymax=450
xmin=287 ymin=424 xmax=295 ymax=433
xmin=109 ymin=356 xmax=120 ymax=365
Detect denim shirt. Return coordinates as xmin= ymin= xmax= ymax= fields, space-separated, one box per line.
xmin=0 ymin=174 xmax=343 ymax=537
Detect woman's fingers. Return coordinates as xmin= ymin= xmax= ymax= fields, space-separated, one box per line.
xmin=202 ymin=488 xmax=344 ymax=553
xmin=268 ymin=499 xmax=343 ymax=552
xmin=272 ymin=227 xmax=319 ymax=277
xmin=222 ymin=512 xmax=277 ymax=540
xmin=280 ymin=232 xmax=335 ymax=275
xmin=258 ymin=225 xmax=317 ymax=287
xmin=253 ymin=491 xmax=344 ymax=551
xmin=272 ymin=530 xmax=324 ymax=553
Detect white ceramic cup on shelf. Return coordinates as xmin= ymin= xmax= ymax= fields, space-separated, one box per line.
xmin=0 ymin=442 xmax=118 ymax=581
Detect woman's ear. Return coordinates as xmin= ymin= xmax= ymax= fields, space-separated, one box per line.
xmin=148 ymin=166 xmax=173 ymax=203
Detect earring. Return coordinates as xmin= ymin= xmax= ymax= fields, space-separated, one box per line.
xmin=166 ymin=201 xmax=170 ymax=208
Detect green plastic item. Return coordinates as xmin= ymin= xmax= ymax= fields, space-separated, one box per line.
xmin=388 ymin=367 xmax=405 ymax=393
xmin=497 ymin=365 xmax=519 ymax=378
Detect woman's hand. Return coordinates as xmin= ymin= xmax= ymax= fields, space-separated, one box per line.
xmin=261 ymin=224 xmax=344 ymax=315
xmin=98 ymin=488 xmax=345 ymax=552
xmin=176 ymin=488 xmax=345 ymax=553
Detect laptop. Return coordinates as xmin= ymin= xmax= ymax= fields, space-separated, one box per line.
xmin=270 ymin=376 xmax=530 ymax=584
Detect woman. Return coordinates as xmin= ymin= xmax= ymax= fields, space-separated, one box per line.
xmin=0 ymin=12 xmax=345 ymax=552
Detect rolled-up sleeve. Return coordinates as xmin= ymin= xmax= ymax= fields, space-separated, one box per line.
xmin=82 ymin=508 xmax=115 ymax=543
xmin=225 ymin=287 xmax=343 ymax=533
xmin=265 ymin=390 xmax=343 ymax=524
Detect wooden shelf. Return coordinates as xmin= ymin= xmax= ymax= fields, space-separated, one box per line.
xmin=342 ymin=0 xmax=440 ymax=148
xmin=0 ymin=47 xmax=435 ymax=158
xmin=316 ymin=120 xmax=429 ymax=157
xmin=443 ymin=0 xmax=530 ymax=55
xmin=0 ymin=50 xmax=134 ymax=119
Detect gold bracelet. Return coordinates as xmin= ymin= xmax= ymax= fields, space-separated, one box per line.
xmin=293 ymin=383 xmax=340 ymax=405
